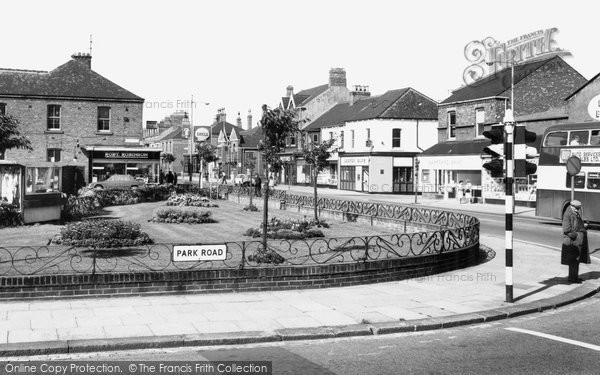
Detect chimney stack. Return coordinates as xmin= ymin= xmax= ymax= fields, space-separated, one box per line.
xmin=247 ymin=109 xmax=253 ymax=130
xmin=350 ymin=85 xmax=371 ymax=105
xmin=236 ymin=112 xmax=242 ymax=128
xmin=71 ymin=52 xmax=92 ymax=69
xmin=216 ymin=108 xmax=226 ymax=123
xmin=329 ymin=68 xmax=347 ymax=87
xmin=286 ymin=85 xmax=294 ymax=97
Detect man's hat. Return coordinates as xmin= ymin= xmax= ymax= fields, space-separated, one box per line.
xmin=570 ymin=200 xmax=582 ymax=208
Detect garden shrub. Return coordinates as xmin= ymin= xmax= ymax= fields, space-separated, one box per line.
xmin=0 ymin=202 xmax=23 ymax=228
xmin=166 ymin=193 xmax=219 ymax=207
xmin=247 ymin=249 xmax=285 ymax=265
xmin=149 ymin=206 xmax=216 ymax=224
xmin=243 ymin=203 xmax=259 ymax=212
xmin=62 ymin=195 xmax=99 ymax=220
xmin=244 ymin=217 xmax=328 ymax=240
xmin=52 ymin=219 xmax=153 ymax=248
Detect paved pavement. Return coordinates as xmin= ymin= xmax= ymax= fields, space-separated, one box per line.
xmin=1 ymin=186 xmax=599 ymax=355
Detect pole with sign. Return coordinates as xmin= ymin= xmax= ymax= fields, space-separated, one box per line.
xmin=195 ymin=127 xmax=211 ymax=189
xmin=566 ymin=155 xmax=582 ymax=201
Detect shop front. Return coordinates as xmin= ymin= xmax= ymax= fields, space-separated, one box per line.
xmin=84 ymin=146 xmax=162 ymax=185
xmin=339 ymin=156 xmax=370 ymax=192
xmin=418 ymin=154 xmax=483 ymax=199
xmin=1 ymin=161 xmax=65 ymax=223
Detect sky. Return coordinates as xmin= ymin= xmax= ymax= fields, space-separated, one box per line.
xmin=2 ymin=0 xmax=598 ymax=128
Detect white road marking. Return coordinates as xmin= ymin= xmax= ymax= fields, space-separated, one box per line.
xmin=506 ymin=327 xmax=600 ymax=351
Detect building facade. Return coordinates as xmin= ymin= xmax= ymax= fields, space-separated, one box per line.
xmin=304 ymin=87 xmax=438 ymax=193
xmin=419 ymin=56 xmax=587 ymax=204
xmin=0 ymin=53 xmax=159 ymax=193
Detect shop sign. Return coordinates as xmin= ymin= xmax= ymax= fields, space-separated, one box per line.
xmin=93 ymin=150 xmax=161 ymax=160
xmin=418 ymin=155 xmax=481 ymax=170
xmin=104 ymin=151 xmax=149 ymax=159
xmin=341 ymin=157 xmax=369 ymax=166
xmin=281 ymin=156 xmax=293 ymax=162
xmin=195 ymin=126 xmax=211 ymax=141
xmin=587 ymin=94 xmax=600 ymax=121
xmin=560 ymin=149 xmax=600 ymax=164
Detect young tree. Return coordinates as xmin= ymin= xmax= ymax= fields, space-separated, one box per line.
xmin=196 ymin=142 xmax=218 ymax=188
xmin=243 ymin=157 xmax=256 ymax=206
xmin=0 ymin=115 xmax=32 ymax=158
xmin=258 ymin=105 xmax=302 ymax=251
xmin=160 ymin=152 xmax=176 ymax=170
xmin=301 ymin=136 xmax=336 ymax=221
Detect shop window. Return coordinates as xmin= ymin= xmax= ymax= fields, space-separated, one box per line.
xmin=98 ymin=107 xmax=111 ymax=132
xmin=448 ymin=111 xmax=456 ymax=139
xmin=47 ymin=149 xmax=61 ymax=162
xmin=0 ymin=165 xmax=22 ymax=208
xmin=340 ymin=166 xmax=355 ymax=191
xmin=476 ymin=108 xmax=485 ymax=136
xmin=47 ymin=105 xmax=61 ymax=130
xmin=0 ymin=103 xmax=6 ymax=115
xmin=392 ymin=128 xmax=401 ymax=148
xmin=26 ymin=167 xmax=61 ymax=194
xmin=566 ymin=172 xmax=585 ymax=189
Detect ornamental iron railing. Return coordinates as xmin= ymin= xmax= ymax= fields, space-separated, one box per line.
xmin=0 ymin=188 xmax=479 ymax=277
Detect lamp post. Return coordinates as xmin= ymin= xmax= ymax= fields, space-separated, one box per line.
xmin=414 ymin=158 xmax=420 ymax=204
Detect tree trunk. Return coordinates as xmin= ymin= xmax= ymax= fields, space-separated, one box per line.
xmin=249 ymin=168 xmax=253 ymax=206
xmin=313 ymin=169 xmax=318 ymax=222
xmin=262 ymin=167 xmax=269 ymax=251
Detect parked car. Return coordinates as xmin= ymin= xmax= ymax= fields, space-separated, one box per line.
xmin=89 ymin=174 xmax=145 ymax=189
xmin=233 ymin=174 xmax=251 ymax=187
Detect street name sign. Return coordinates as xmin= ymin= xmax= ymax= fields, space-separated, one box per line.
xmin=173 ymin=245 xmax=227 ymax=261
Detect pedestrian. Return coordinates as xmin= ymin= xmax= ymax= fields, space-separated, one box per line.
xmin=173 ymin=171 xmax=178 ymax=186
xmin=166 ymin=170 xmax=174 ymax=185
xmin=561 ymin=200 xmax=590 ymax=283
xmin=255 ymin=174 xmax=262 ymax=197
xmin=159 ymin=169 xmax=165 ymax=185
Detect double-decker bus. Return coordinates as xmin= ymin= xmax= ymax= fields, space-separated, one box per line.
xmin=536 ymin=122 xmax=600 ymax=222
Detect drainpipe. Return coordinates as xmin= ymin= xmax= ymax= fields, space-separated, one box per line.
xmin=415 ymin=119 xmax=424 ymax=152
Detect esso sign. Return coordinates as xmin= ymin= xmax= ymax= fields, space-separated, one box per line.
xmin=194 ymin=127 xmax=210 ymax=141
xmin=587 ymin=94 xmax=600 ymax=121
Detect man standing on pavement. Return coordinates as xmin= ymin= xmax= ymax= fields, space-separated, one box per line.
xmin=561 ymin=200 xmax=590 ymax=283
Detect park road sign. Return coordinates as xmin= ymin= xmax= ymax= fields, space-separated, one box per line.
xmin=566 ymin=155 xmax=582 ymax=176
xmin=173 ymin=244 xmax=227 ymax=261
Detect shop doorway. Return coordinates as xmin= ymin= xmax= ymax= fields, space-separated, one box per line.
xmin=393 ymin=167 xmax=414 ymax=193
xmin=362 ymin=168 xmax=369 ymax=192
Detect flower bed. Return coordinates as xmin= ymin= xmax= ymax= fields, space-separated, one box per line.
xmin=244 ymin=217 xmax=327 ymax=240
xmin=149 ymin=206 xmax=216 ymax=224
xmin=51 ymin=219 xmax=153 ymax=248
xmin=62 ymin=185 xmax=177 ymax=221
xmin=166 ymin=193 xmax=219 ymax=207
xmin=0 ymin=202 xmax=23 ymax=228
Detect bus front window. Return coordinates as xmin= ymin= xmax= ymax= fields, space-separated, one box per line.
xmin=544 ymin=131 xmax=568 ymax=146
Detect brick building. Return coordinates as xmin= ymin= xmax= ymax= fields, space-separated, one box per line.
xmin=303 ymin=87 xmax=438 ymax=192
xmin=419 ymin=56 xmax=587 ymax=204
xmin=277 ymin=68 xmax=351 ymax=184
xmin=567 ymin=72 xmax=600 ymax=123
xmin=0 ymin=53 xmax=159 ymax=193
